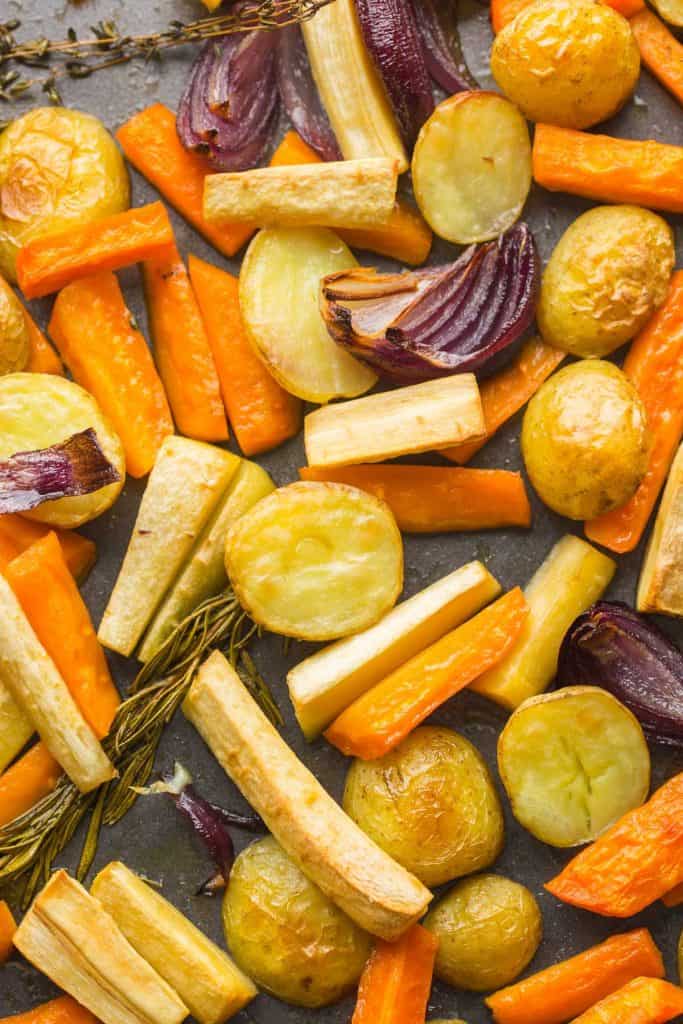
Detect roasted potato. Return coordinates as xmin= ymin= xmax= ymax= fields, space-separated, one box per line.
xmin=0 ymin=373 xmax=125 ymax=527
xmin=424 ymin=874 xmax=542 ymax=992
xmin=0 ymin=276 xmax=29 ymax=374
xmin=538 ymin=205 xmax=674 ymax=358
xmin=491 ymin=0 xmax=640 ymax=129
xmin=521 ymin=361 xmax=650 ymax=520
xmin=0 ymin=108 xmax=129 ymax=283
xmin=651 ymin=0 xmax=683 ymax=26
xmin=222 ymin=837 xmax=371 ymax=1008
xmin=342 ymin=726 xmax=504 ymax=886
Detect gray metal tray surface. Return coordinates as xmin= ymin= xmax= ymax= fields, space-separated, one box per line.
xmin=1 ymin=1 xmax=682 ymax=1021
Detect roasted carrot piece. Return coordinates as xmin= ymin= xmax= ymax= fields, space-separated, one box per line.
xmin=143 ymin=244 xmax=228 ymax=442
xmin=0 ymin=515 xmax=96 ymax=581
xmin=442 ymin=337 xmax=565 ymax=464
xmin=586 ymin=272 xmax=683 ymax=552
xmin=487 ymin=929 xmax=665 ymax=1024
xmin=572 ymin=977 xmax=683 ymax=1024
xmin=547 ymin=772 xmax=683 ymax=917
xmin=269 ymin=130 xmax=321 ymax=167
xmin=491 ymin=0 xmax=643 ymax=31
xmin=188 ymin=254 xmax=301 ymax=456
xmin=631 ymin=11 xmax=683 ymax=111
xmin=351 ymin=924 xmax=438 ymax=1024
xmin=300 ymin=464 xmax=532 ymax=531
xmin=533 ymin=125 xmax=683 ymax=214
xmin=0 ymin=742 xmax=61 ymax=828
xmin=663 ymin=882 xmax=683 ymax=908
xmin=326 ymin=588 xmax=528 ymax=760
xmin=0 ymin=998 xmax=98 ymax=1024
xmin=0 ymin=900 xmax=17 ymax=963
xmin=49 ymin=272 xmax=174 ymax=478
xmin=24 ymin=310 xmax=63 ymax=375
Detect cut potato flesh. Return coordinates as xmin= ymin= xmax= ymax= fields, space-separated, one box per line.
xmin=0 ymin=373 xmax=125 ymax=528
xmin=288 ymin=560 xmax=501 ymax=739
xmin=652 ymin=0 xmax=683 ymax=25
xmin=0 ymin=675 xmax=33 ymax=774
xmin=0 ymin=276 xmax=29 ymax=374
xmin=498 ymin=687 xmax=651 ymax=847
xmin=637 ymin=441 xmax=683 ymax=618
xmin=412 ymin=92 xmax=532 ymax=244
xmin=225 ymin=481 xmax=403 ymax=642
xmin=239 ymin=227 xmax=377 ymax=403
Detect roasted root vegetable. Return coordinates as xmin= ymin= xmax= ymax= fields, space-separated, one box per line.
xmin=571 ymin=977 xmax=683 ymax=1024
xmin=638 ymin=442 xmax=683 ymax=617
xmin=304 ymin=376 xmax=484 ymax=468
xmin=0 ymin=108 xmax=129 ymax=283
xmin=0 ymin=743 xmax=62 ymax=828
xmin=663 ymin=883 xmax=683 ymax=908
xmin=14 ymin=871 xmax=188 ymax=1024
xmin=184 ymin=651 xmax=432 ymax=940
xmin=491 ymin=0 xmax=645 ymax=31
xmin=0 ymin=1000 xmax=98 ymax=1024
xmin=652 ymin=0 xmax=683 ymax=25
xmin=351 ymin=923 xmax=438 ymax=1024
xmin=412 ymin=0 xmax=479 ymax=94
xmin=631 ymin=10 xmax=683 ymax=107
xmin=91 ymin=861 xmax=256 ymax=1024
xmin=0 ymin=514 xmax=95 ymax=581
xmin=0 ymin=672 xmax=31 ymax=775
xmin=425 ymin=875 xmax=542 ymax=992
xmin=98 ymin=437 xmax=239 ymax=657
xmin=0 ymin=899 xmax=16 ymax=963
xmin=222 ymin=837 xmax=371 ymax=1008
xmin=225 ymin=481 xmax=403 ymax=642
xmin=0 ymin=275 xmax=29 ymax=374
xmin=472 ymin=536 xmax=616 ymax=709
xmin=276 ymin=29 xmax=342 ymax=162
xmin=326 ymin=588 xmax=529 ymax=760
xmin=287 ymin=561 xmax=501 ymax=739
xmin=343 ymin=726 xmax=504 ymax=886
xmin=413 ymin=92 xmax=532 ymax=245
xmin=23 ymin=308 xmax=63 ymax=376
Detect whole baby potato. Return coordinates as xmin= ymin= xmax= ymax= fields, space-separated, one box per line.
xmin=538 ymin=205 xmax=674 ymax=358
xmin=343 ymin=726 xmax=504 ymax=886
xmin=491 ymin=0 xmax=640 ymax=129
xmin=0 ymin=277 xmax=29 ymax=375
xmin=222 ymin=837 xmax=371 ymax=1008
xmin=424 ymin=874 xmax=542 ymax=991
xmin=522 ymin=361 xmax=650 ymax=520
xmin=0 ymin=108 xmax=130 ymax=282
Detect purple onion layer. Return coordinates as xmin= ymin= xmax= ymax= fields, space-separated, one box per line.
xmin=276 ymin=25 xmax=341 ymax=161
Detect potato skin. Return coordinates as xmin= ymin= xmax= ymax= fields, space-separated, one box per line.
xmin=538 ymin=206 xmax=674 ymax=358
xmin=424 ymin=874 xmax=542 ymax=992
xmin=342 ymin=726 xmax=504 ymax=887
xmin=0 ymin=108 xmax=130 ymax=282
xmin=222 ymin=838 xmax=371 ymax=1009
xmin=0 ymin=277 xmax=29 ymax=374
xmin=491 ymin=0 xmax=640 ymax=129
xmin=522 ymin=361 xmax=650 ymax=520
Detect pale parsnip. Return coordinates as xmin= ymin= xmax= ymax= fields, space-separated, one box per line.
xmin=98 ymin=438 xmax=239 ymax=657
xmin=184 ymin=651 xmax=432 ymax=940
xmin=288 ymin=560 xmax=500 ymax=739
xmin=637 ymin=442 xmax=683 ymax=618
xmin=0 ymin=276 xmax=29 ymax=374
xmin=0 ymin=680 xmax=33 ymax=774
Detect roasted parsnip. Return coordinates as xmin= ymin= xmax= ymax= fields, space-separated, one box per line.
xmin=184 ymin=651 xmax=432 ymax=940
xmin=638 ymin=442 xmax=683 ymax=617
xmin=13 ymin=871 xmax=188 ymax=1024
xmin=91 ymin=862 xmax=256 ymax=1024
xmin=98 ymin=437 xmax=240 ymax=657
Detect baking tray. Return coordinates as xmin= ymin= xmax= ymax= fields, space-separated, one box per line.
xmin=1 ymin=1 xmax=682 ymax=1021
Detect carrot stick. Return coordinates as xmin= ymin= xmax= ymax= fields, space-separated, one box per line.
xmin=586 ymin=271 xmax=683 ymax=552
xmin=0 ymin=515 xmax=96 ymax=582
xmin=351 ymin=924 xmax=438 ymax=1024
xmin=16 ymin=201 xmax=175 ymax=300
xmin=546 ymin=772 xmax=683 ymax=917
xmin=0 ymin=900 xmax=17 ymax=963
xmin=491 ymin=0 xmax=644 ymax=31
xmin=49 ymin=272 xmax=174 ymax=478
xmin=187 ymin=254 xmax=301 ymax=456
xmin=0 ymin=742 xmax=61 ymax=828
xmin=662 ymin=882 xmax=683 ymax=908
xmin=143 ymin=244 xmax=228 ymax=442
xmin=631 ymin=11 xmax=683 ymax=111
xmin=0 ymin=997 xmax=98 ymax=1024
xmin=116 ymin=104 xmax=255 ymax=259
xmin=533 ymin=125 xmax=683 ymax=214
xmin=442 ymin=337 xmax=565 ymax=464
xmin=300 ymin=464 xmax=532 ymax=531
xmin=326 ymin=588 xmax=528 ymax=760
xmin=24 ymin=309 xmax=63 ymax=375
xmin=571 ymin=977 xmax=683 ymax=1024
xmin=486 ymin=929 xmax=665 ymax=1024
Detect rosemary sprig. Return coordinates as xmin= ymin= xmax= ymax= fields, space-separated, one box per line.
xmin=0 ymin=588 xmax=281 ymax=908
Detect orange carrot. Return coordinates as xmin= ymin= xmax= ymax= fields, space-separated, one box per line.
xmin=116 ymin=104 xmax=255 ymax=259
xmin=631 ymin=11 xmax=683 ymax=111
xmin=0 ymin=742 xmax=61 ymax=828
xmin=442 ymin=337 xmax=565 ymax=464
xmin=491 ymin=0 xmax=644 ymax=31
xmin=572 ymin=977 xmax=683 ymax=1024
xmin=188 ymin=254 xmax=301 ymax=456
xmin=662 ymin=882 xmax=683 ymax=908
xmin=533 ymin=125 xmax=683 ymax=214
xmin=49 ymin=272 xmax=174 ymax=477
xmin=0 ymin=998 xmax=98 ymax=1024
xmin=0 ymin=900 xmax=17 ymax=963
xmin=0 ymin=515 xmax=95 ymax=581
xmin=300 ymin=464 xmax=532 ymax=531
xmin=326 ymin=588 xmax=528 ymax=760
xmin=486 ymin=929 xmax=665 ymax=1024
xmin=24 ymin=308 xmax=63 ymax=375
xmin=586 ymin=271 xmax=683 ymax=552
xmin=547 ymin=772 xmax=683 ymax=917
xmin=269 ymin=131 xmax=322 ymax=167
xmin=143 ymin=244 xmax=228 ymax=442
xmin=351 ymin=924 xmax=438 ymax=1024
xmin=16 ymin=201 xmax=175 ymax=300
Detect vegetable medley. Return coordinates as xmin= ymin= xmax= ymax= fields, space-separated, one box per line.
xmin=0 ymin=0 xmax=683 ymax=1023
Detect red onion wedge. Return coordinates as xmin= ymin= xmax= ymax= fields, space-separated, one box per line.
xmin=0 ymin=429 xmax=121 ymax=515
xmin=320 ymin=223 xmax=540 ymax=382
xmin=276 ymin=25 xmax=342 ymax=162
xmin=411 ymin=0 xmax=479 ymax=93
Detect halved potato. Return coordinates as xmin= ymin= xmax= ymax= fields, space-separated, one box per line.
xmin=412 ymin=92 xmax=532 ymax=244
xmin=239 ymin=227 xmax=377 ymax=403
xmin=225 ymin=481 xmax=403 ymax=641
xmin=498 ymin=686 xmax=651 ymax=847
xmin=0 ymin=373 xmax=125 ymax=527
xmin=0 ymin=276 xmax=29 ymax=375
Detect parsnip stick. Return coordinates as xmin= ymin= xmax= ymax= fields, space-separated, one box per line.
xmin=638 ymin=442 xmax=683 ymax=617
